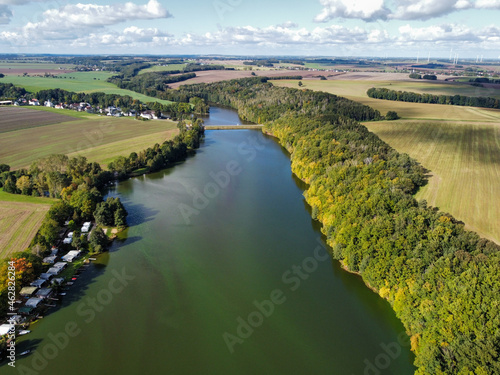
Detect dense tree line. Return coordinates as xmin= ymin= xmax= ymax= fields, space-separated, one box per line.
xmin=0 ymin=82 xmax=27 ymax=99
xmin=187 ymin=78 xmax=500 ymax=374
xmin=109 ymin=72 xmax=197 ymax=94
xmin=469 ymin=78 xmax=500 ymax=84
xmin=108 ymin=120 xmax=204 ymax=178
xmin=267 ymin=76 xmax=303 ymax=80
xmin=177 ymin=77 xmax=381 ymax=122
xmin=367 ymin=87 xmax=500 ymax=109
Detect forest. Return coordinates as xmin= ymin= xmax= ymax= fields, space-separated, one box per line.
xmin=367 ymin=87 xmax=500 ymax=109
xmin=180 ymin=77 xmax=500 ymax=375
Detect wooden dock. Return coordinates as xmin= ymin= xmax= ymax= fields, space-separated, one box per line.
xmin=204 ymin=125 xmax=263 ymax=130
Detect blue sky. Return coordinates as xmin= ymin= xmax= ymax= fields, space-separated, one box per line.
xmin=0 ymin=0 xmax=499 ymax=57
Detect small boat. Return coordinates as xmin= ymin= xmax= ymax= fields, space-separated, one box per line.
xmin=19 ymin=350 xmax=31 ymax=356
xmin=18 ymin=330 xmax=30 ymax=336
xmin=60 ymin=293 xmax=67 ymax=296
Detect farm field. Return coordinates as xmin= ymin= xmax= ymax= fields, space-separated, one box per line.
xmin=272 ymin=74 xmax=500 ymax=245
xmin=0 ymin=72 xmax=174 ymax=105
xmin=0 ymin=62 xmax=75 ymax=76
xmin=139 ymin=64 xmax=187 ymax=74
xmin=167 ymin=69 xmax=337 ymax=88
xmin=0 ymin=106 xmax=78 ymax=133
xmin=272 ymin=79 xmax=500 ymax=122
xmin=364 ymin=120 xmax=500 ymax=244
xmin=0 ymin=192 xmax=55 ymax=258
xmin=66 ymin=128 xmax=179 ymax=166
xmin=0 ymin=109 xmax=179 ymax=169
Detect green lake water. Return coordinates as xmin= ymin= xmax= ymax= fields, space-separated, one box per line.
xmin=9 ymin=115 xmax=415 ymax=374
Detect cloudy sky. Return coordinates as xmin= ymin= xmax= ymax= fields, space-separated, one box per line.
xmin=0 ymin=0 xmax=499 ymax=57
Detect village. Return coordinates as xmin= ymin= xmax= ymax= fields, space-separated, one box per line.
xmin=0 ymin=219 xmax=98 ymax=358
xmin=5 ymin=98 xmax=169 ymax=120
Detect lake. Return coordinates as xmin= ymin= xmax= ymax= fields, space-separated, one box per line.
xmin=9 ymin=107 xmax=415 ymax=375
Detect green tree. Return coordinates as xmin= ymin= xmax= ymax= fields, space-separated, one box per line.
xmin=114 ymin=206 xmax=128 ymax=227
xmin=385 ymin=111 xmax=399 ymax=120
xmin=89 ymin=227 xmax=108 ymax=253
xmin=15 ymin=175 xmax=32 ymax=195
xmin=94 ymin=201 xmax=114 ymax=226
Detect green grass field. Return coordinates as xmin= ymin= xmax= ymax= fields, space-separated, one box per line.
xmin=0 ymin=62 xmax=75 ymax=73
xmin=0 ymin=112 xmax=179 ymax=169
xmin=0 ymin=190 xmax=57 ymax=258
xmin=364 ymin=121 xmax=500 ymax=244
xmin=0 ymin=72 xmax=173 ymax=105
xmin=139 ymin=64 xmax=187 ymax=74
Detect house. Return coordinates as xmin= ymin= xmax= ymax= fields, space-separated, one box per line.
xmin=51 ymin=278 xmax=64 ymax=285
xmin=140 ymin=110 xmax=158 ymax=120
xmin=54 ymin=262 xmax=67 ymax=268
xmin=62 ymin=250 xmax=81 ymax=263
xmin=0 ymin=324 xmax=12 ymax=336
xmin=47 ymin=267 xmax=62 ymax=275
xmin=19 ymin=286 xmax=38 ymax=297
xmin=55 ymin=103 xmax=65 ymax=109
xmin=29 ymin=99 xmax=40 ymax=106
xmin=63 ymin=237 xmax=72 ymax=244
xmin=81 ymin=222 xmax=92 ymax=233
xmin=30 ymin=279 xmax=47 ymax=288
xmin=43 ymin=255 xmax=57 ymax=264
xmin=68 ymin=232 xmax=74 ymax=238
xmin=39 ymin=273 xmax=53 ymax=280
xmin=44 ymin=100 xmax=54 ymax=108
xmin=36 ymin=288 xmax=53 ymax=299
xmin=25 ymin=298 xmax=43 ymax=308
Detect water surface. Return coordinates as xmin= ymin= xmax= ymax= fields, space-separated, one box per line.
xmin=10 ymin=109 xmax=415 ymax=375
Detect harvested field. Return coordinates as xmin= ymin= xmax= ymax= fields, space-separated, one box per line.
xmin=0 ymin=200 xmax=51 ymax=258
xmin=272 ymin=79 xmax=500 ymax=122
xmin=365 ymin=120 xmax=500 ymax=245
xmin=0 ymin=115 xmax=178 ymax=169
xmin=0 ymin=106 xmax=78 ymax=133
xmin=0 ymin=62 xmax=75 ymax=76
xmin=168 ymin=69 xmax=338 ymax=88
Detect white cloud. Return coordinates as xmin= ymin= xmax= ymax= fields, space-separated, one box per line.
xmin=315 ymin=0 xmax=500 ymax=21
xmin=0 ymin=0 xmax=171 ymax=42
xmin=37 ymin=0 xmax=170 ymax=29
xmin=475 ymin=0 xmax=500 ymax=7
xmin=397 ymin=23 xmax=479 ymax=42
xmin=1 ymin=20 xmax=499 ymax=55
xmin=0 ymin=5 xmax=12 ymax=24
xmin=314 ymin=0 xmax=389 ymax=22
xmin=177 ymin=24 xmax=391 ymax=47
xmin=391 ymin=0 xmax=462 ymax=20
